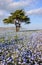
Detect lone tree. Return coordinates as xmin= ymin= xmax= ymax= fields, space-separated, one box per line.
xmin=3 ymin=9 xmax=30 ymax=32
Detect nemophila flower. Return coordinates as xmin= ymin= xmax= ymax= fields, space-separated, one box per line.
xmin=18 ymin=61 xmax=21 ymax=65
xmin=23 ymin=58 xmax=27 ymax=63
xmin=0 ymin=33 xmax=42 ymax=65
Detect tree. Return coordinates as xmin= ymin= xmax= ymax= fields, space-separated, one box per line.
xmin=3 ymin=9 xmax=30 ymax=32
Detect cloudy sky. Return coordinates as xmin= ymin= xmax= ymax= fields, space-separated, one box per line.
xmin=0 ymin=0 xmax=42 ymax=30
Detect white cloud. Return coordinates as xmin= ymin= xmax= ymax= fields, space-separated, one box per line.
xmin=26 ymin=8 xmax=42 ymax=15
xmin=0 ymin=0 xmax=41 ymax=21
xmin=0 ymin=10 xmax=10 ymax=20
xmin=0 ymin=0 xmax=37 ymax=20
xmin=0 ymin=0 xmax=12 ymax=4
xmin=0 ymin=0 xmax=36 ymax=12
xmin=8 ymin=0 xmax=32 ymax=8
xmin=0 ymin=10 xmax=4 ymax=16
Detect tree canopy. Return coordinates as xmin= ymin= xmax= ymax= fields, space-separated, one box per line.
xmin=3 ymin=9 xmax=30 ymax=31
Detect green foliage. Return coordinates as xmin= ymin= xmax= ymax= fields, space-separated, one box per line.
xmin=0 ymin=37 xmax=5 ymax=43
xmin=7 ymin=62 xmax=14 ymax=65
xmin=3 ymin=9 xmax=30 ymax=31
xmin=3 ymin=17 xmax=13 ymax=24
xmin=3 ymin=9 xmax=30 ymax=24
xmin=14 ymin=35 xmax=18 ymax=39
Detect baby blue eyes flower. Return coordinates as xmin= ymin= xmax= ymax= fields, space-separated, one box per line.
xmin=0 ymin=32 xmax=42 ymax=65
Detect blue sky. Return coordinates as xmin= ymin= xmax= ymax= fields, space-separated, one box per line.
xmin=0 ymin=0 xmax=42 ymax=30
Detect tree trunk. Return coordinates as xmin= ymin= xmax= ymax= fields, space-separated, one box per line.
xmin=16 ymin=26 xmax=20 ymax=32
xmin=15 ymin=19 xmax=21 ymax=32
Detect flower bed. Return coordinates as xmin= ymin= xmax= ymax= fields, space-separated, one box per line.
xmin=0 ymin=32 xmax=42 ymax=65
